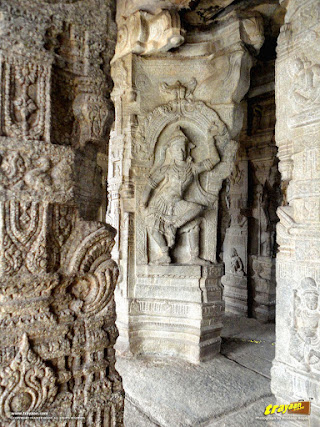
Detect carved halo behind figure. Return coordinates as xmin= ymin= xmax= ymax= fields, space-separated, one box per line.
xmin=135 ymin=80 xmax=237 ymax=265
xmin=152 ymin=121 xmax=218 ymax=207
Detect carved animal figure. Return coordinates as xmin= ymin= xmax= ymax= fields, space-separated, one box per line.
xmin=25 ymin=157 xmax=52 ymax=191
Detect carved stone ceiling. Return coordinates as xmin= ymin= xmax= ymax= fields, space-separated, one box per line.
xmin=116 ymin=0 xmax=282 ymax=30
xmin=182 ymin=0 xmax=236 ymax=26
xmin=116 ymin=0 xmax=238 ymax=22
xmin=116 ymin=0 xmax=193 ymax=21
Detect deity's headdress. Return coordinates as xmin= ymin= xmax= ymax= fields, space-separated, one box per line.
xmin=150 ymin=125 xmax=194 ymax=174
xmin=169 ymin=126 xmax=195 ymax=150
xmin=300 ymin=277 xmax=318 ymax=295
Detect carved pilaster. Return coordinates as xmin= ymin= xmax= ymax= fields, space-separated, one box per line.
xmin=111 ymin=7 xmax=264 ymax=362
xmin=272 ymin=0 xmax=320 ymax=423
xmin=0 ymin=1 xmax=123 ymax=425
xmin=222 ymin=159 xmax=248 ymax=316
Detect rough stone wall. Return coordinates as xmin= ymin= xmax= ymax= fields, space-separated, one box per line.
xmin=0 ymin=1 xmax=124 ymax=425
xmin=271 ymin=0 xmax=320 ymax=423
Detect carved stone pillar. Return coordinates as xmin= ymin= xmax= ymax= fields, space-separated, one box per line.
xmin=221 ymin=156 xmax=249 ymax=316
xmin=271 ymin=0 xmax=320 ymax=422
xmin=0 ymin=1 xmax=123 ymax=425
xmin=248 ymin=137 xmax=279 ymax=322
xmin=111 ymin=7 xmax=264 ymax=362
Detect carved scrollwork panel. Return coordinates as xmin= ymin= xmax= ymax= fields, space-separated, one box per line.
xmin=62 ymin=221 xmax=118 ymax=317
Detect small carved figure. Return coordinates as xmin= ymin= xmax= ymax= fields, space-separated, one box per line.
xmin=140 ymin=126 xmax=220 ymax=265
xmin=160 ymin=78 xmax=197 ymax=101
xmin=230 ymin=248 xmax=245 ymax=276
xmin=291 ymin=278 xmax=320 ymax=371
xmin=24 ymin=157 xmax=52 ymax=192
xmin=290 ymin=56 xmax=320 ymax=106
xmin=0 ymin=151 xmax=25 ymax=188
xmin=257 ymin=184 xmax=271 ymax=257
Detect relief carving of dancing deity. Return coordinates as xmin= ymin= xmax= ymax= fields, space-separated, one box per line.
xmin=140 ymin=125 xmax=220 ymax=265
xmin=289 ymin=56 xmax=320 ymax=108
xmin=290 ymin=278 xmax=320 ymax=372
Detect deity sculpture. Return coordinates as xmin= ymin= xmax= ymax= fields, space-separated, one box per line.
xmin=140 ymin=126 xmax=220 ymax=265
xmin=290 ymin=56 xmax=320 ymax=106
xmin=256 ymin=184 xmax=272 ymax=257
xmin=291 ymin=278 xmax=320 ymax=371
xmin=230 ymin=248 xmax=245 ymax=276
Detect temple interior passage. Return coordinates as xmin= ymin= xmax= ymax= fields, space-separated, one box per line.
xmin=1 ymin=0 xmax=320 ymax=426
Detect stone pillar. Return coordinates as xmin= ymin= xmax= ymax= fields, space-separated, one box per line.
xmin=111 ymin=7 xmax=264 ymax=363
xmin=238 ymin=70 xmax=280 ymax=322
xmin=248 ymin=138 xmax=279 ymax=323
xmin=271 ymin=0 xmax=320 ymax=422
xmin=221 ymin=155 xmax=249 ymax=316
xmin=0 ymin=1 xmax=124 ymax=425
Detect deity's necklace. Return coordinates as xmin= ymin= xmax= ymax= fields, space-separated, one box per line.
xmin=172 ymin=160 xmax=191 ymax=181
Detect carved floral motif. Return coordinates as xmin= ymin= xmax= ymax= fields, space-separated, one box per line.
xmin=0 ymin=334 xmax=57 ymax=419
xmin=1 ymin=56 xmax=51 ymax=142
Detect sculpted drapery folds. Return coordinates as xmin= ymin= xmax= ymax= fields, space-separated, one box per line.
xmin=140 ymin=125 xmax=221 ymax=265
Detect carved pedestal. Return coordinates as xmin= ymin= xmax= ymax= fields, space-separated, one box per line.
xmin=129 ymin=264 xmax=224 ymax=363
xmin=222 ymin=274 xmax=247 ymax=316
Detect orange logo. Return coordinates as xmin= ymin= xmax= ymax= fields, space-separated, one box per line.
xmin=288 ymin=401 xmax=311 ymax=415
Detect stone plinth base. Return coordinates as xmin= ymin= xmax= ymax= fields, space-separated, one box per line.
xmin=271 ymin=361 xmax=320 ymax=425
xmin=222 ymin=274 xmax=247 ymax=316
xmin=252 ymin=256 xmax=275 ymax=323
xmin=128 ymin=264 xmax=224 ymax=363
xmin=114 ymin=288 xmax=132 ymax=355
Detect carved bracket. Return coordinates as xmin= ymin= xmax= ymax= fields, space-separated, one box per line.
xmin=112 ymin=9 xmax=185 ymax=62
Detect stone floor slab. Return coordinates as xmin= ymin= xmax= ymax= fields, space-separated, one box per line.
xmin=117 ymin=354 xmax=272 ymax=427
xmin=119 ymin=315 xmax=276 ymax=427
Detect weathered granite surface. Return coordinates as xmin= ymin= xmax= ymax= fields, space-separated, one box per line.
xmin=271 ymin=0 xmax=320 ymax=425
xmin=0 ymin=0 xmax=124 ymax=425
